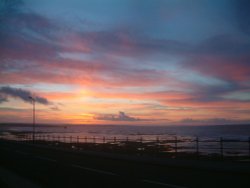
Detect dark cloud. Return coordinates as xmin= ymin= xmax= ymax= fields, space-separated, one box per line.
xmin=0 ymin=0 xmax=22 ymax=19
xmin=180 ymin=34 xmax=250 ymax=84
xmin=0 ymin=0 xmax=61 ymax=63
xmin=94 ymin=111 xmax=140 ymax=121
xmin=0 ymin=0 xmax=249 ymax=64
xmin=77 ymin=30 xmax=190 ymax=58
xmin=0 ymin=86 xmax=51 ymax=105
xmin=158 ymin=79 xmax=250 ymax=106
xmin=235 ymin=0 xmax=250 ymax=35
xmin=50 ymin=106 xmax=60 ymax=111
xmin=172 ymin=81 xmax=250 ymax=104
xmin=0 ymin=94 xmax=8 ymax=103
xmin=180 ymin=118 xmax=250 ymax=125
xmin=191 ymin=82 xmax=241 ymax=102
xmin=196 ymin=34 xmax=250 ymax=56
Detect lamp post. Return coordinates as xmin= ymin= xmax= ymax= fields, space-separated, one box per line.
xmin=29 ymin=96 xmax=35 ymax=143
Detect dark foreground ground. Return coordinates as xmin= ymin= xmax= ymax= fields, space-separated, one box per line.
xmin=0 ymin=140 xmax=249 ymax=188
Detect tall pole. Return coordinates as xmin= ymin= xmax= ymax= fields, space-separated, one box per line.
xmin=29 ymin=96 xmax=35 ymax=143
xmin=33 ymin=99 xmax=35 ymax=143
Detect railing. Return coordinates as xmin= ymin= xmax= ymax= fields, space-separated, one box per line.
xmin=1 ymin=133 xmax=250 ymax=160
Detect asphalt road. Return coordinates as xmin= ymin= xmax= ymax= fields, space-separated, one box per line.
xmin=0 ymin=141 xmax=249 ymax=188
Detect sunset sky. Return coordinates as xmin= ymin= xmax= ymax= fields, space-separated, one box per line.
xmin=0 ymin=0 xmax=250 ymax=125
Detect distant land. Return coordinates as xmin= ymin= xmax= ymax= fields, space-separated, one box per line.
xmin=1 ymin=122 xmax=250 ymax=127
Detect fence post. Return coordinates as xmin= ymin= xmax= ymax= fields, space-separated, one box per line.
xmin=85 ymin=136 xmax=87 ymax=143
xmin=140 ymin=137 xmax=143 ymax=144
xmin=103 ymin=136 xmax=106 ymax=144
xmin=156 ymin=136 xmax=160 ymax=153
xmin=114 ymin=137 xmax=116 ymax=143
xmin=76 ymin=136 xmax=78 ymax=149
xmin=126 ymin=137 xmax=129 ymax=142
xmin=220 ymin=137 xmax=224 ymax=158
xmin=196 ymin=137 xmax=199 ymax=157
xmin=175 ymin=136 xmax=178 ymax=156
xmin=248 ymin=137 xmax=250 ymax=158
xmin=93 ymin=136 xmax=95 ymax=144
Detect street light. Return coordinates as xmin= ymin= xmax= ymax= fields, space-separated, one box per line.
xmin=29 ymin=96 xmax=35 ymax=143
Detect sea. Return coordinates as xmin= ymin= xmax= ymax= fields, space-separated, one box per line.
xmin=1 ymin=124 xmax=250 ymax=140
xmin=1 ymin=124 xmax=250 ymax=155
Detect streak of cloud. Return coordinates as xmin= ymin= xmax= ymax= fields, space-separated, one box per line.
xmin=0 ymin=86 xmax=51 ymax=105
xmin=94 ymin=111 xmax=140 ymax=121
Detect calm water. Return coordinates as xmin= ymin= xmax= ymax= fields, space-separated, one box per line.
xmin=1 ymin=124 xmax=250 ymax=156
xmin=1 ymin=124 xmax=250 ymax=140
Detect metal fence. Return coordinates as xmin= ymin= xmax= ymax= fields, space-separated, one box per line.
xmin=1 ymin=133 xmax=250 ymax=159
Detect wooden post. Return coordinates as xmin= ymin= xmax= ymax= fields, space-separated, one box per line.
xmin=196 ymin=137 xmax=199 ymax=157
xmin=175 ymin=136 xmax=178 ymax=155
xmin=248 ymin=137 xmax=250 ymax=158
xmin=156 ymin=136 xmax=160 ymax=153
xmin=220 ymin=137 xmax=224 ymax=158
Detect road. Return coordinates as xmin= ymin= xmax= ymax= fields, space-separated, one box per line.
xmin=0 ymin=140 xmax=249 ymax=188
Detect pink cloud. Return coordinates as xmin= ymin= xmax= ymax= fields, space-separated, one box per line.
xmin=186 ymin=55 xmax=250 ymax=81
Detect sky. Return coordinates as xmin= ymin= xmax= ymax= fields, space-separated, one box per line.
xmin=0 ymin=0 xmax=250 ymax=125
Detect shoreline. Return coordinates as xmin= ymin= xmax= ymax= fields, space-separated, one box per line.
xmin=1 ymin=137 xmax=250 ymax=163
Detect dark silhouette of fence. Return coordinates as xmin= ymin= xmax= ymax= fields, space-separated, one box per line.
xmin=1 ymin=133 xmax=250 ymax=159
